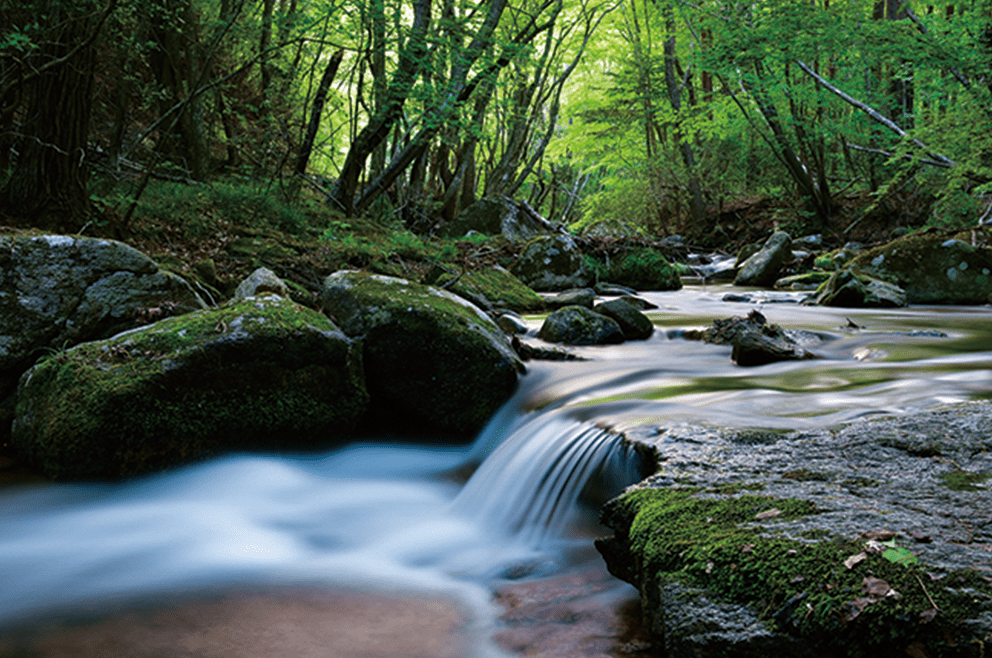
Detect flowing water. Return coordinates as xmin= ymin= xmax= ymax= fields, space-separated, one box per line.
xmin=1 ymin=285 xmax=990 ymax=656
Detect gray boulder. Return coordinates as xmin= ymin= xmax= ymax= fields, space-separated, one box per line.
xmin=234 ymin=267 xmax=289 ymax=298
xmin=439 ymin=196 xmax=559 ymax=241
xmin=734 ymin=231 xmax=793 ymax=287
xmin=510 ymin=234 xmax=594 ymax=292
xmin=0 ymin=233 xmax=206 ymax=400
xmin=12 ymin=295 xmax=368 ymax=479
xmin=537 ymin=306 xmax=624 ymax=345
xmin=320 ymin=271 xmax=523 ymax=435
xmin=593 ymin=299 xmax=654 ymax=340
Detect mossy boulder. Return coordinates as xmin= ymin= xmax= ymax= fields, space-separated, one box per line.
xmin=848 ymin=234 xmax=992 ymax=304
xmin=0 ymin=233 xmax=206 ymax=401
xmin=320 ymin=271 xmax=524 ymax=435
xmin=598 ymin=404 xmax=992 ymax=657
xmin=11 ymin=295 xmax=368 ymax=480
xmin=774 ymin=272 xmax=832 ymax=291
xmin=735 ymin=231 xmax=793 ymax=287
xmin=537 ymin=306 xmax=625 ymax=345
xmin=589 ymin=248 xmax=683 ymax=292
xmin=437 ymin=266 xmax=545 ymax=313
xmin=510 ymin=234 xmax=594 ymax=292
xmin=234 ymin=267 xmax=289 ymax=298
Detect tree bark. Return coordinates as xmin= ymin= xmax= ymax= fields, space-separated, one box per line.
xmin=0 ymin=0 xmax=110 ymax=228
xmin=294 ymin=48 xmax=345 ymax=178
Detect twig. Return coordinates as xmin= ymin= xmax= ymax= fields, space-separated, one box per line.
xmin=915 ymin=574 xmax=940 ymax=611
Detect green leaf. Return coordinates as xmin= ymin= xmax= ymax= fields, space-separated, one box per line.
xmin=881 ymin=541 xmax=919 ymax=566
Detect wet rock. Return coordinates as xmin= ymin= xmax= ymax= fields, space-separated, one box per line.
xmin=510 ymin=234 xmax=595 ymax=292
xmin=614 ymin=295 xmax=659 ymax=311
xmin=594 ymin=282 xmax=637 ymax=296
xmin=734 ymin=232 xmax=793 ymax=287
xmin=12 ymin=296 xmax=368 ymax=479
xmin=774 ymin=272 xmax=831 ymax=291
xmin=234 ymin=267 xmax=289 ymax=298
xmin=811 ymin=269 xmax=907 ymax=308
xmin=0 ymin=233 xmax=206 ymax=404
xmin=497 ymin=313 xmax=529 ymax=335
xmin=439 ymin=195 xmax=560 ymax=241
xmin=701 ymin=310 xmax=819 ymax=366
xmin=593 ymin=299 xmax=654 ymax=341
xmin=547 ymin=288 xmax=596 ymax=310
xmin=537 ymin=306 xmax=625 ymax=345
xmin=848 ymin=234 xmax=992 ymax=304
xmin=511 ymin=336 xmax=585 ymax=361
xmin=320 ymin=271 xmax=523 ymax=435
xmin=598 ymin=401 xmax=992 ymax=658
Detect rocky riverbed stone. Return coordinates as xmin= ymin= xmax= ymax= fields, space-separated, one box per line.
xmin=537 ymin=306 xmax=625 ymax=345
xmin=511 ymin=234 xmax=594 ymax=292
xmin=597 ymin=401 xmax=992 ymax=657
xmin=592 ymin=299 xmax=654 ymax=340
xmin=734 ymin=231 xmax=793 ymax=288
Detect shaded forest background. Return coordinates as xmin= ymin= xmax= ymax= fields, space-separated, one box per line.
xmin=2 ymin=0 xmax=992 ymax=254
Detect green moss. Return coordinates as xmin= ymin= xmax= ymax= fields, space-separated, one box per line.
xmin=613 ymin=487 xmax=991 ymax=656
xmin=938 ymin=470 xmax=991 ymax=492
xmin=586 ymin=248 xmax=682 ymax=291
xmin=437 ymin=267 xmax=545 ymax=313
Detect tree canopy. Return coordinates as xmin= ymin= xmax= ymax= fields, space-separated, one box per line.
xmin=1 ymin=0 xmax=989 ymax=239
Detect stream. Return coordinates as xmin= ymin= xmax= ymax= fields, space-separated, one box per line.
xmin=1 ymin=285 xmax=991 ymax=657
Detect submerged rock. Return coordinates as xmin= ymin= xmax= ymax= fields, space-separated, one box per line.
xmin=547 ymin=288 xmax=596 ymax=310
xmin=12 ymin=296 xmax=368 ymax=479
xmin=537 ymin=306 xmax=624 ymax=345
xmin=320 ymin=270 xmax=523 ymax=435
xmin=598 ymin=402 xmax=992 ymax=657
xmin=701 ymin=310 xmax=820 ymax=366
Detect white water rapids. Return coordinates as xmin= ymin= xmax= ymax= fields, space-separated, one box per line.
xmin=1 ymin=286 xmax=991 ymax=655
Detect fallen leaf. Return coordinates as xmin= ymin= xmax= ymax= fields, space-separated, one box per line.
xmin=919 ymin=608 xmax=939 ymax=624
xmin=755 ymin=508 xmax=781 ymax=521
xmin=883 ymin=545 xmax=919 ymax=566
xmin=905 ymin=642 xmax=928 ymax=658
xmin=741 ymin=543 xmax=755 ymax=553
xmin=863 ymin=576 xmax=894 ymax=598
xmin=844 ymin=552 xmax=868 ymax=569
xmin=909 ymin=531 xmax=932 ymax=543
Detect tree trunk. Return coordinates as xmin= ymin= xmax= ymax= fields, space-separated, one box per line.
xmin=0 ymin=0 xmax=102 ymax=228
xmin=294 ymin=49 xmax=345 ymax=178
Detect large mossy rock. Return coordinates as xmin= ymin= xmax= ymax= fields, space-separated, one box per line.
xmin=12 ymin=296 xmax=368 ymax=480
xmin=592 ymin=299 xmax=654 ymax=340
xmin=847 ymin=234 xmax=992 ymax=304
xmin=510 ymin=234 xmax=594 ymax=292
xmin=0 ymin=233 xmax=206 ymax=400
xmin=438 ymin=195 xmax=558 ymax=240
xmin=596 ymin=248 xmax=683 ymax=292
xmin=734 ymin=231 xmax=793 ymax=287
xmin=537 ymin=306 xmax=625 ymax=345
xmin=597 ymin=402 xmax=992 ymax=657
xmin=437 ymin=266 xmax=545 ymax=313
xmin=320 ymin=271 xmax=524 ymax=435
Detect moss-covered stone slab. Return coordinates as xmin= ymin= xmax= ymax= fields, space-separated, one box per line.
xmin=320 ymin=271 xmax=523 ymax=435
xmin=811 ymin=269 xmax=907 ymax=308
xmin=849 ymin=234 xmax=992 ymax=304
xmin=588 ymin=248 xmax=683 ymax=292
xmin=437 ymin=266 xmax=545 ymax=313
xmin=598 ymin=403 xmax=992 ymax=657
xmin=12 ymin=295 xmax=368 ymax=479
xmin=0 ymin=233 xmax=206 ymax=401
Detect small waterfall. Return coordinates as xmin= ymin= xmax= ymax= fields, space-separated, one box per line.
xmin=451 ymin=412 xmax=642 ymax=547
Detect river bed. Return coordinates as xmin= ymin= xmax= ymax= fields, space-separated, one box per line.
xmin=1 ymin=285 xmax=990 ymax=657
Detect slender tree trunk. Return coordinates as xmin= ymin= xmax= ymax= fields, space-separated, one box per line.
xmin=294 ymin=48 xmax=345 ymax=179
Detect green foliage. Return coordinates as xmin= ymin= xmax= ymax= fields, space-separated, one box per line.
xmin=586 ymin=247 xmax=682 ymax=290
